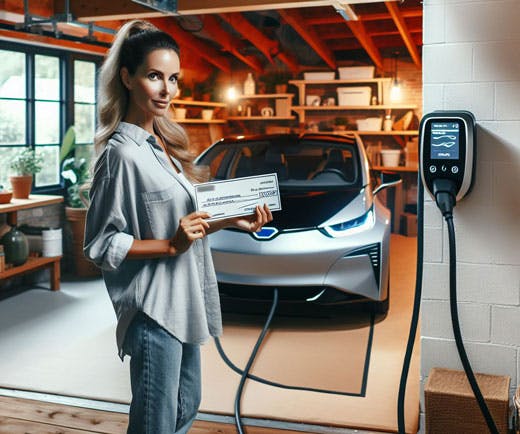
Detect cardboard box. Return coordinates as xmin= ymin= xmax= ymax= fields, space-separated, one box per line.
xmin=425 ymin=367 xmax=510 ymax=434
xmin=303 ymin=71 xmax=335 ymax=80
xmin=338 ymin=66 xmax=375 ymax=79
xmin=337 ymin=86 xmax=371 ymax=106
xmin=275 ymin=98 xmax=291 ymax=117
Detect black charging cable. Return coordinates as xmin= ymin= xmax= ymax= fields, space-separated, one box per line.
xmin=398 ymin=178 xmax=499 ymax=434
xmin=444 ymin=214 xmax=499 ymax=434
xmin=397 ymin=174 xmax=424 ymax=433
xmin=438 ymin=179 xmax=499 ymax=433
xmin=216 ymin=288 xmax=279 ymax=434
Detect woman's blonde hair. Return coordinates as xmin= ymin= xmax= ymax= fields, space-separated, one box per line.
xmin=95 ymin=19 xmax=207 ymax=182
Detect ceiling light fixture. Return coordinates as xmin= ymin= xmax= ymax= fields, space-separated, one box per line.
xmin=333 ymin=2 xmax=359 ymax=21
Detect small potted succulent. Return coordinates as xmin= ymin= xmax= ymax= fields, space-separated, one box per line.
xmin=9 ymin=147 xmax=44 ymax=199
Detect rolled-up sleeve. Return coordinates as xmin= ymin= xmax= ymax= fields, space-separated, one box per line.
xmin=84 ymin=154 xmax=134 ymax=271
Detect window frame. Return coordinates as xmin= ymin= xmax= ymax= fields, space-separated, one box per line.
xmin=0 ymin=41 xmax=102 ymax=195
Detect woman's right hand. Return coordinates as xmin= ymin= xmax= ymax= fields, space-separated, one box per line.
xmin=169 ymin=211 xmax=211 ymax=255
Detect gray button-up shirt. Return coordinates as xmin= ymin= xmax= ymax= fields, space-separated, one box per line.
xmin=84 ymin=122 xmax=222 ymax=358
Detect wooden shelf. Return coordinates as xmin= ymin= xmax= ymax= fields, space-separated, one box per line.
xmin=292 ymin=104 xmax=417 ymax=111
xmin=289 ymin=78 xmax=392 ymax=85
xmin=0 ymin=256 xmax=60 ymax=280
xmin=235 ymin=93 xmax=294 ymax=99
xmin=371 ymin=165 xmax=418 ymax=173
xmin=0 ymin=195 xmax=63 ymax=214
xmin=353 ymin=130 xmax=418 ymax=136
xmin=170 ymin=99 xmax=226 ymax=108
xmin=175 ymin=119 xmax=227 ymax=124
xmin=227 ymin=116 xmax=296 ymax=121
xmin=0 ymin=194 xmax=64 ymax=291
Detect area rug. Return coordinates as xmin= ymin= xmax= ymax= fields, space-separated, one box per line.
xmin=0 ymin=235 xmax=419 ymax=433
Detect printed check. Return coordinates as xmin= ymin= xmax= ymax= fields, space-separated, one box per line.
xmin=194 ymin=173 xmax=282 ymax=221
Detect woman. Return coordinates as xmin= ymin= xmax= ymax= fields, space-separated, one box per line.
xmin=84 ymin=20 xmax=272 ymax=434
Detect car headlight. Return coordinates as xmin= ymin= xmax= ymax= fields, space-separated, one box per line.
xmin=319 ymin=209 xmax=375 ymax=238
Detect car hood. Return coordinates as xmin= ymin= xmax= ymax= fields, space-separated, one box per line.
xmin=271 ymin=188 xmax=370 ymax=230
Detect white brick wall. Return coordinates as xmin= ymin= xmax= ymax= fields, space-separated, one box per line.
xmin=422 ymin=0 xmax=520 ymax=429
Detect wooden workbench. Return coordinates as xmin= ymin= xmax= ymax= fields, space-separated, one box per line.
xmin=0 ymin=195 xmax=64 ymax=291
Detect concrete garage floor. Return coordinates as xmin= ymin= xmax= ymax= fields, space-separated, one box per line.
xmin=0 ymin=234 xmax=419 ymax=433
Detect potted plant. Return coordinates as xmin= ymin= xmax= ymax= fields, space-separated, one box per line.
xmin=0 ymin=185 xmax=13 ymax=204
xmin=9 ymin=147 xmax=43 ymax=199
xmin=60 ymin=126 xmax=99 ymax=277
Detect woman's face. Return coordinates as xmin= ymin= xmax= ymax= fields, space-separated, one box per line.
xmin=121 ymin=48 xmax=180 ymax=119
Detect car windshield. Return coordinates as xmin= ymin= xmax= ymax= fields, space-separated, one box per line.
xmin=199 ymin=138 xmax=361 ymax=189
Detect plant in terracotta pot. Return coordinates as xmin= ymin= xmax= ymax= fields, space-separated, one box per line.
xmin=60 ymin=126 xmax=99 ymax=277
xmin=9 ymin=147 xmax=43 ymax=199
xmin=0 ymin=185 xmax=13 ymax=204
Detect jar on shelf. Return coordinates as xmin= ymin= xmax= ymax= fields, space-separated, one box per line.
xmin=244 ymin=72 xmax=255 ymax=95
xmin=383 ymin=114 xmax=393 ymax=131
xmin=1 ymin=227 xmax=29 ymax=266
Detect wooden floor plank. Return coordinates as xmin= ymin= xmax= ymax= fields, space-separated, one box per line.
xmin=0 ymin=415 xmax=97 ymax=434
xmin=0 ymin=395 xmax=385 ymax=434
xmin=0 ymin=396 xmax=127 ymax=434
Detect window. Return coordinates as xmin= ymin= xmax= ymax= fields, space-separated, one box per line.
xmin=0 ymin=43 xmax=101 ymax=192
xmin=74 ymin=60 xmax=96 ymax=164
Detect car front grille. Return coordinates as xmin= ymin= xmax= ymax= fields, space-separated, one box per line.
xmin=344 ymin=243 xmax=381 ymax=288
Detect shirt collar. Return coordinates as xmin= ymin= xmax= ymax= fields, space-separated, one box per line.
xmin=115 ymin=122 xmax=154 ymax=147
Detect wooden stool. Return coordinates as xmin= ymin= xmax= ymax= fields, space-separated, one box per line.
xmin=425 ymin=367 xmax=510 ymax=434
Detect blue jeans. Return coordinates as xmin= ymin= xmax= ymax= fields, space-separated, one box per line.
xmin=122 ymin=312 xmax=201 ymax=434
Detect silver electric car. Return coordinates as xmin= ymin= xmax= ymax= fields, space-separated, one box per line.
xmin=196 ymin=133 xmax=401 ymax=313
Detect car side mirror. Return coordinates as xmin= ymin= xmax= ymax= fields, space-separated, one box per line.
xmin=373 ymin=171 xmax=402 ymax=195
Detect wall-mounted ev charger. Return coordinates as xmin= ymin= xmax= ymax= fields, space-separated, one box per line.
xmin=398 ymin=111 xmax=500 ymax=434
xmin=420 ymin=110 xmax=476 ymax=209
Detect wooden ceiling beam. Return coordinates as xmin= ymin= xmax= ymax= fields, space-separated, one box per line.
xmin=150 ymin=17 xmax=231 ymax=73
xmin=278 ymin=8 xmax=336 ymax=70
xmin=219 ymin=12 xmax=299 ymax=73
xmin=385 ymin=1 xmax=421 ymax=68
xmin=200 ymin=15 xmax=264 ymax=73
xmin=2 ymin=0 xmax=55 ymax=16
xmin=69 ymin=0 xmax=341 ymax=22
xmin=0 ymin=27 xmax=107 ymax=54
xmin=345 ymin=20 xmax=383 ymax=70
xmin=329 ymin=33 xmax=422 ymax=51
xmin=317 ymin=24 xmax=422 ymax=42
xmin=357 ymin=7 xmax=422 ymax=22
xmin=305 ymin=7 xmax=423 ymax=25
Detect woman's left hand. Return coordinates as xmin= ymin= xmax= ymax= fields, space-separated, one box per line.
xmin=229 ymin=204 xmax=273 ymax=233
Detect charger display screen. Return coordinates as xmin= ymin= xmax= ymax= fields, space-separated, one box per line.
xmin=430 ymin=122 xmax=460 ymax=160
